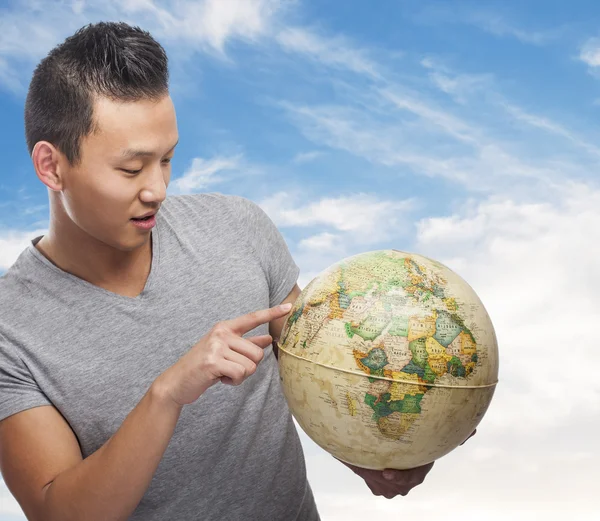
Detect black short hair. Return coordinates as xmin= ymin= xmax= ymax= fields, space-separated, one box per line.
xmin=24 ymin=21 xmax=169 ymax=165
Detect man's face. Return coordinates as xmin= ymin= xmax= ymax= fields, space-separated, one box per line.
xmin=57 ymin=94 xmax=178 ymax=251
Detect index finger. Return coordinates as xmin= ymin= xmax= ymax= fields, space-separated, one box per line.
xmin=224 ymin=303 xmax=292 ymax=335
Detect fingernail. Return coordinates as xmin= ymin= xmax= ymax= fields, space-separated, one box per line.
xmin=280 ymin=303 xmax=292 ymax=311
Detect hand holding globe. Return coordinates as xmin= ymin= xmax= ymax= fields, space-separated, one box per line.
xmin=340 ymin=428 xmax=477 ymax=498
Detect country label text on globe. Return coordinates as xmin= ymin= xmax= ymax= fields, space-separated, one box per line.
xmin=278 ymin=250 xmax=499 ymax=470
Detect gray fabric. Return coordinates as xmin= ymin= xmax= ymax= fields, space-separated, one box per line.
xmin=0 ymin=192 xmax=320 ymax=521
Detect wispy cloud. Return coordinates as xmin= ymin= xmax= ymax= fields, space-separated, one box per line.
xmin=580 ymin=36 xmax=600 ymax=68
xmin=259 ymin=191 xmax=413 ymax=242
xmin=0 ymin=57 xmax=24 ymax=94
xmin=415 ymin=181 xmax=600 ymax=424
xmin=279 ymin=96 xmax=565 ymax=192
xmin=413 ymin=5 xmax=559 ymax=46
xmin=500 ymin=102 xmax=600 ymax=158
xmin=0 ymin=0 xmax=290 ymax=93
xmin=379 ymin=88 xmax=481 ymax=145
xmin=118 ymin=0 xmax=286 ymax=55
xmin=421 ymin=57 xmax=600 ymax=154
xmin=0 ymin=229 xmax=46 ymax=271
xmin=421 ymin=57 xmax=493 ymax=104
xmin=292 ymin=150 xmax=323 ymax=164
xmin=169 ymin=154 xmax=245 ymax=194
xmin=466 ymin=12 xmax=556 ymax=45
xmin=277 ymin=31 xmax=600 ymax=194
xmin=2 ymin=4 xmax=600 ymax=519
xmin=298 ymin=231 xmax=340 ymax=252
xmin=276 ymin=26 xmax=383 ymax=80
xmin=259 ymin=191 xmax=415 ymax=291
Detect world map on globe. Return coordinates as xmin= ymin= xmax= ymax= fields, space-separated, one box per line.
xmin=278 ymin=250 xmax=499 ymax=470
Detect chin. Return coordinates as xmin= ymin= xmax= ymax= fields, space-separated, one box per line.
xmin=105 ymin=233 xmax=149 ymax=252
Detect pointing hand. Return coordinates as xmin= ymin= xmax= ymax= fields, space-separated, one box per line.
xmin=155 ymin=303 xmax=292 ymax=407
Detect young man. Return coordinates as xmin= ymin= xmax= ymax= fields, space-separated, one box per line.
xmin=0 ymin=22 xmax=439 ymax=521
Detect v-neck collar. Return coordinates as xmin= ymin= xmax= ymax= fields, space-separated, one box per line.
xmin=26 ymin=215 xmax=162 ymax=304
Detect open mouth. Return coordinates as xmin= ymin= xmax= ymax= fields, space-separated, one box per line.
xmin=132 ymin=215 xmax=153 ymax=221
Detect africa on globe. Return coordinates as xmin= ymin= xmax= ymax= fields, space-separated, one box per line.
xmin=277 ymin=250 xmax=499 ymax=470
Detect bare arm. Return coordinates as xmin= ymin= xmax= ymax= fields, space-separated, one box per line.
xmin=0 ymin=383 xmax=182 ymax=521
xmin=44 ymin=382 xmax=181 ymax=521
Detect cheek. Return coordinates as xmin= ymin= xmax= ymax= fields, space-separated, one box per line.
xmin=95 ymin=177 xmax=131 ymax=205
xmin=64 ymin=170 xmax=132 ymax=225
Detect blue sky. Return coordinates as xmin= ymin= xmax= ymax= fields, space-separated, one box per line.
xmin=1 ymin=1 xmax=599 ymax=520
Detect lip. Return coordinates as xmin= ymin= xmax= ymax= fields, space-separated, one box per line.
xmin=130 ymin=214 xmax=156 ymax=230
xmin=133 ymin=210 xmax=157 ymax=219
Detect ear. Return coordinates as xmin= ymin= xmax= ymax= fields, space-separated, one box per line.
xmin=32 ymin=141 xmax=65 ymax=192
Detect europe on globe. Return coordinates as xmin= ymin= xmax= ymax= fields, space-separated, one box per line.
xmin=277 ymin=250 xmax=499 ymax=470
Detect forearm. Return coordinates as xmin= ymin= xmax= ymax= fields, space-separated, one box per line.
xmin=43 ymin=379 xmax=183 ymax=521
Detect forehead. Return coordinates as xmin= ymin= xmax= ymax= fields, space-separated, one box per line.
xmin=88 ymin=95 xmax=178 ymax=154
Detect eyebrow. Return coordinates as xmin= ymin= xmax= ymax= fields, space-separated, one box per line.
xmin=120 ymin=139 xmax=179 ymax=160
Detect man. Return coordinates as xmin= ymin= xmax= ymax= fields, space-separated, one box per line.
xmin=0 ymin=22 xmax=451 ymax=521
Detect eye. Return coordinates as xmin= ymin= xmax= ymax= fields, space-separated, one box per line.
xmin=120 ymin=157 xmax=171 ymax=175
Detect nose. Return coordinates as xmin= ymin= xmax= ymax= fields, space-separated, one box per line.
xmin=140 ymin=162 xmax=168 ymax=204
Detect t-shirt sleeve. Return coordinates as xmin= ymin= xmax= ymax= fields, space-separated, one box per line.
xmin=0 ymin=333 xmax=52 ymax=423
xmin=227 ymin=195 xmax=300 ymax=307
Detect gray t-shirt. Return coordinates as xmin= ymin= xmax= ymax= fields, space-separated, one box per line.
xmin=0 ymin=192 xmax=320 ymax=520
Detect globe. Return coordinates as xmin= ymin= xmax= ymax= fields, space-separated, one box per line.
xmin=277 ymin=250 xmax=499 ymax=470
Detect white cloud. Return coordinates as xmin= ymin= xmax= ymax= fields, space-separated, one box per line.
xmin=378 ymin=88 xmax=480 ymax=145
xmin=298 ymin=231 xmax=340 ymax=252
xmin=259 ymin=191 xmax=415 ymax=296
xmin=0 ymin=229 xmax=46 ymax=272
xmin=415 ymin=182 xmax=600 ymax=429
xmin=292 ymin=150 xmax=323 ymax=164
xmin=500 ymin=102 xmax=600 ymax=158
xmin=119 ymin=0 xmax=285 ymax=55
xmin=291 ymin=182 xmax=600 ymax=521
xmin=300 ymin=413 xmax=599 ymax=521
xmin=259 ymin=191 xmax=413 ymax=242
xmin=0 ymin=58 xmax=23 ymax=94
xmin=427 ymin=72 xmax=488 ymax=103
xmin=196 ymin=0 xmax=282 ymax=51
xmin=414 ymin=6 xmax=558 ymax=46
xmin=0 ymin=479 xmax=25 ymax=518
xmin=280 ymin=99 xmax=563 ymax=191
xmin=0 ymin=4 xmax=65 ymax=61
xmin=467 ymin=12 xmax=554 ymax=45
xmin=421 ymin=57 xmax=493 ymax=104
xmin=2 ymin=5 xmax=599 ymax=519
xmin=276 ymin=26 xmax=382 ymax=80
xmin=580 ymin=37 xmax=600 ymax=67
xmin=169 ymin=154 xmax=243 ymax=194
xmin=276 ymin=34 xmax=600 ymax=194
xmin=0 ymin=0 xmax=289 ymax=92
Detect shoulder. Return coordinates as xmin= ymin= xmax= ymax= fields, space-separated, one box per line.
xmin=161 ymin=192 xmax=269 ymax=230
xmin=164 ymin=192 xmax=251 ymax=212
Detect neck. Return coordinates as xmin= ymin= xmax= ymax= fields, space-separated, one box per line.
xmin=35 ymin=204 xmax=153 ymax=292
